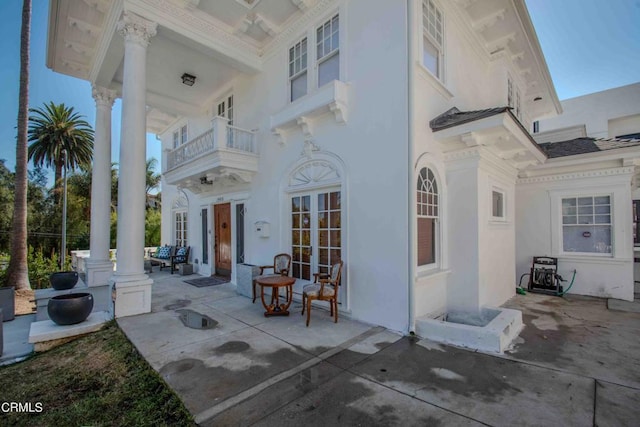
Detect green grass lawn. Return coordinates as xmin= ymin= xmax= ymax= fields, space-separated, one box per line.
xmin=0 ymin=322 xmax=195 ymax=426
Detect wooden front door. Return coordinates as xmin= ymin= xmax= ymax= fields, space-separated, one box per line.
xmin=214 ymin=203 xmax=232 ymax=276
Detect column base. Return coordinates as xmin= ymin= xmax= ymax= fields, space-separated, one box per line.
xmin=111 ymin=275 xmax=153 ymax=318
xmin=84 ymin=259 xmax=114 ymax=287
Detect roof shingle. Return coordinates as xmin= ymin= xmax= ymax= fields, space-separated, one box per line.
xmin=538 ymin=137 xmax=640 ymax=158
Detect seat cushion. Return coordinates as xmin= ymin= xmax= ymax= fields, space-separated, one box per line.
xmin=302 ymin=283 xmax=335 ymax=298
xmin=156 ymin=246 xmax=171 ymax=259
xmin=174 ymin=247 xmax=187 ymax=262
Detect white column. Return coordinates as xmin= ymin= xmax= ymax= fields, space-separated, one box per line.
xmin=85 ymin=86 xmax=116 ymax=288
xmin=111 ymin=12 xmax=157 ymax=318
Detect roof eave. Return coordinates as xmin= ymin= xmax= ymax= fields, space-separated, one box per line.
xmin=513 ymin=0 xmax=562 ymax=115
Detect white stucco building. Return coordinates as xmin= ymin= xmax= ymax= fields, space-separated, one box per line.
xmin=46 ymin=0 xmax=640 ymax=339
xmin=516 ymin=83 xmax=640 ymax=301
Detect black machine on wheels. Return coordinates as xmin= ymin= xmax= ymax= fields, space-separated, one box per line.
xmin=528 ymin=256 xmax=566 ymax=296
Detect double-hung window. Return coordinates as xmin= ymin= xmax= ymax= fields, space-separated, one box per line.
xmin=422 ymin=0 xmax=444 ymax=80
xmin=417 ymin=167 xmax=439 ymax=266
xmin=561 ymin=195 xmax=611 ymax=255
xmin=289 ymin=38 xmax=308 ymax=102
xmin=317 ymin=14 xmax=339 ymax=88
xmin=288 ymin=14 xmax=340 ymax=102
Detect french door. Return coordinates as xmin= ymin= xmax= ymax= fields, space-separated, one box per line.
xmin=291 ymin=189 xmax=342 ymax=281
xmin=217 ymin=95 xmax=234 ymax=147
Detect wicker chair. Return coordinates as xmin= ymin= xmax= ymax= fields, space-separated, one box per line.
xmin=252 ymin=253 xmax=292 ymax=303
xmin=301 ymin=261 xmax=343 ymax=326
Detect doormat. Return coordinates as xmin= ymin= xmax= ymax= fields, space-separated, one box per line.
xmin=184 ymin=275 xmax=230 ymax=288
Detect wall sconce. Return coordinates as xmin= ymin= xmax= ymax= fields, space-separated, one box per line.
xmin=181 ymin=73 xmax=196 ymax=86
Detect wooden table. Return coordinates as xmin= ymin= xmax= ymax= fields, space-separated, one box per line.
xmin=255 ymin=275 xmax=296 ymax=316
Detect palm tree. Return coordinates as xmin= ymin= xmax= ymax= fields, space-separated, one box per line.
xmin=5 ymin=0 xmax=32 ymax=291
xmin=28 ymin=102 xmax=94 ymax=202
xmin=145 ymin=158 xmax=161 ymax=209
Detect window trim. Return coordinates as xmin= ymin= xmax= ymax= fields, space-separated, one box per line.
xmin=173 ymin=124 xmax=188 ymax=149
xmin=316 ymin=14 xmax=340 ymax=89
xmin=416 ymin=166 xmax=440 ymax=269
xmin=288 ymin=36 xmax=308 ymax=103
xmin=174 ymin=210 xmax=188 ymax=247
xmin=559 ymin=194 xmax=613 ymax=257
xmin=507 ymin=75 xmax=522 ymax=121
xmin=421 ymin=0 xmax=444 ymax=82
xmin=287 ymin=11 xmax=342 ymax=103
xmin=490 ymin=187 xmax=507 ymax=222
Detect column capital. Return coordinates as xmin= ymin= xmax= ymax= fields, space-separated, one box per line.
xmin=92 ymin=85 xmax=117 ymax=108
xmin=117 ymin=12 xmax=157 ymax=48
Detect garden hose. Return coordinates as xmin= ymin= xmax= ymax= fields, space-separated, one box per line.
xmin=557 ymin=269 xmax=577 ymax=296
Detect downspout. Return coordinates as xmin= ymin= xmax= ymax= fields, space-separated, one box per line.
xmin=407 ymin=0 xmax=416 ymax=335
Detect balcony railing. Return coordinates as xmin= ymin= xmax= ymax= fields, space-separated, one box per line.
xmin=166 ymin=117 xmax=257 ymax=171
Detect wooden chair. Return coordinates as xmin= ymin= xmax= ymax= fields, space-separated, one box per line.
xmin=252 ymin=253 xmax=292 ymax=303
xmin=302 ymin=261 xmax=343 ymax=327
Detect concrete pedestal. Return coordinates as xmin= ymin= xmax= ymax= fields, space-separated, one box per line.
xmin=84 ymin=259 xmax=114 ymax=287
xmin=237 ymin=264 xmax=261 ymax=298
xmin=179 ymin=264 xmax=193 ymax=276
xmin=35 ymin=280 xmax=112 ymax=321
xmin=111 ymin=277 xmax=153 ymax=318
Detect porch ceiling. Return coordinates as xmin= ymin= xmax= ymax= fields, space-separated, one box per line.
xmin=47 ymin=0 xmax=320 ymax=133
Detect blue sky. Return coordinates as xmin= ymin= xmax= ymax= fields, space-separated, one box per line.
xmin=0 ymin=0 xmax=639 ymax=180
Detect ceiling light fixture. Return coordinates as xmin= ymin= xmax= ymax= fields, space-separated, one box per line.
xmin=181 ymin=73 xmax=196 ymax=86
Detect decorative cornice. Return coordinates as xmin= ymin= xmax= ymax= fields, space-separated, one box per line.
xmin=135 ymin=0 xmax=261 ymax=54
xmin=517 ymin=167 xmax=635 ymax=185
xmin=443 ymin=147 xmax=482 ymax=163
xmin=92 ymin=85 xmax=117 ymax=107
xmin=117 ymin=12 xmax=157 ymax=48
xmin=263 ymin=0 xmax=336 ymax=57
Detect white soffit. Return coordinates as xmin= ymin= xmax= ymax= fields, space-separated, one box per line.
xmin=433 ymin=112 xmax=547 ymax=168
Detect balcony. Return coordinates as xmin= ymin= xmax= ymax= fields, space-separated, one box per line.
xmin=163 ymin=116 xmax=259 ymax=192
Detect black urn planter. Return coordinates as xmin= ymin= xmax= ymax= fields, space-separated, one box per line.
xmin=49 ymin=271 xmax=79 ymax=290
xmin=47 ymin=293 xmax=94 ymax=326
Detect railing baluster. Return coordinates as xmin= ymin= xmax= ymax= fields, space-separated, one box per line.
xmin=165 ymin=123 xmax=257 ymax=171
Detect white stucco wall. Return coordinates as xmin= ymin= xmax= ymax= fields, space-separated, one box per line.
xmin=516 ymin=169 xmax=635 ymax=301
xmin=159 ymin=0 xmax=411 ymax=332
xmin=536 ymin=83 xmax=640 ymax=139
xmin=156 ymin=0 xmax=560 ymax=331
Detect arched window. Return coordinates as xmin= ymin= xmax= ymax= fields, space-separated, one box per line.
xmin=417 ymin=167 xmax=438 ymax=266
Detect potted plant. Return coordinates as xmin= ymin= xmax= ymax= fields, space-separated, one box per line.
xmin=0 ymin=285 xmax=15 ymax=322
xmin=49 ymin=271 xmax=78 ymax=290
xmin=48 ymin=292 xmax=93 ymax=325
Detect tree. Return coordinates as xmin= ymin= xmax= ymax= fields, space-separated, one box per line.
xmin=145 ymin=158 xmax=161 ymax=208
xmin=5 ymin=0 xmax=32 ymax=290
xmin=28 ymin=102 xmax=94 ymax=202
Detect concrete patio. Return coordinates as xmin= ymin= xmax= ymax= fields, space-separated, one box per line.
xmin=114 ymin=270 xmax=640 ymax=426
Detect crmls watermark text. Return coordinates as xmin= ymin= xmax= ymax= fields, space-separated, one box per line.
xmin=1 ymin=402 xmax=44 ymax=413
